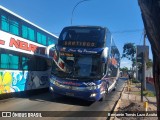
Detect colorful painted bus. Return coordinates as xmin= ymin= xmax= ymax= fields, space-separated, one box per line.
xmin=0 ymin=6 xmax=58 ymax=95
xmin=49 ymin=26 xmax=120 ymax=101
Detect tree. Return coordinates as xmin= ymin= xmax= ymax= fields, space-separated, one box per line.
xmin=146 ymin=59 xmax=153 ymax=69
xmin=122 ymin=43 xmax=136 ymax=69
xmin=120 ymin=67 xmax=128 ymax=77
xmin=138 ymin=0 xmax=160 ymax=118
xmin=120 ymin=67 xmax=128 ymax=72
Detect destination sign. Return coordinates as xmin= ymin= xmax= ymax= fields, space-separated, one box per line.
xmin=63 ymin=41 xmax=96 ymax=47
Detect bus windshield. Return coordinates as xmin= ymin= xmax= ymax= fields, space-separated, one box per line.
xmin=58 ymin=27 xmax=105 ymax=47
xmin=51 ymin=54 xmax=102 ymax=80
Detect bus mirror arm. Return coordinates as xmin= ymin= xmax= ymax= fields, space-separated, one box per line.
xmin=55 ymin=44 xmax=57 ymax=50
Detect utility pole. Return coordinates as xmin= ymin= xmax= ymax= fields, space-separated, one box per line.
xmin=140 ymin=69 xmax=143 ymax=102
xmin=143 ymin=30 xmax=147 ymax=90
xmin=136 ymin=46 xmax=138 ymax=81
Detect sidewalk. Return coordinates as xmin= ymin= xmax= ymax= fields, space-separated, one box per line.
xmin=110 ymin=81 xmax=157 ymax=120
xmin=123 ymin=83 xmax=156 ymax=108
xmin=122 ymin=82 xmax=156 ymax=105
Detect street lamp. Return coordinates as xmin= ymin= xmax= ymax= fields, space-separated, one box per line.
xmin=71 ymin=0 xmax=90 ymax=25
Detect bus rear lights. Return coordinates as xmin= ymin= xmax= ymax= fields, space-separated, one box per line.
xmin=90 ymin=93 xmax=96 ymax=97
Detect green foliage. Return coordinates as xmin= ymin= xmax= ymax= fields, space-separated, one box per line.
xmin=142 ymin=90 xmax=155 ymax=97
xmin=146 ymin=59 xmax=153 ymax=68
xmin=122 ymin=43 xmax=136 ymax=69
xmin=132 ymin=79 xmax=140 ymax=83
xmin=122 ymin=43 xmax=136 ymax=62
xmin=133 ymin=89 xmax=155 ymax=97
xmin=120 ymin=67 xmax=128 ymax=71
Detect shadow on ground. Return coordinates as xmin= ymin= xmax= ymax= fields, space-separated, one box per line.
xmin=28 ymin=92 xmax=94 ymax=106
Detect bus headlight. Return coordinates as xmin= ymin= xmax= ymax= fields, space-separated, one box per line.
xmin=86 ymin=84 xmax=101 ymax=90
xmin=90 ymin=93 xmax=97 ymax=97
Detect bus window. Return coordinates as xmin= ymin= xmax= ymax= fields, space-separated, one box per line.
xmin=1 ymin=15 xmax=9 ymax=32
xmin=22 ymin=57 xmax=29 ymax=70
xmin=10 ymin=19 xmax=19 ymax=36
xmin=1 ymin=15 xmax=19 ymax=36
xmin=37 ymin=32 xmax=47 ymax=45
xmin=59 ymin=27 xmax=105 ymax=47
xmin=22 ymin=25 xmax=35 ymax=42
xmin=1 ymin=53 xmax=19 ymax=69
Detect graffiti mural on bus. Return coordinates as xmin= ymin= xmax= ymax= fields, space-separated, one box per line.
xmin=0 ymin=71 xmax=27 ymax=94
xmin=0 ymin=70 xmax=50 ymax=94
xmin=11 ymin=71 xmax=27 ymax=92
xmin=0 ymin=72 xmax=12 ymax=94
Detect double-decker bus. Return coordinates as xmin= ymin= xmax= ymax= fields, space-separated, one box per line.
xmin=0 ymin=6 xmax=58 ymax=95
xmin=49 ymin=26 xmax=120 ymax=101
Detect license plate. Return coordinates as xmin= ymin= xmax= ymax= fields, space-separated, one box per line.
xmin=66 ymin=92 xmax=74 ymax=96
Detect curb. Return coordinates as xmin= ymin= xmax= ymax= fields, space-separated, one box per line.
xmin=109 ymin=82 xmax=157 ymax=120
xmin=109 ymin=82 xmax=127 ymax=120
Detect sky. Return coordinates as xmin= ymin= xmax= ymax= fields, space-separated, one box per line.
xmin=0 ymin=0 xmax=152 ymax=69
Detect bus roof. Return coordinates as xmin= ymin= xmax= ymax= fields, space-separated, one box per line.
xmin=0 ymin=5 xmax=58 ymax=39
xmin=62 ymin=26 xmax=111 ymax=34
xmin=64 ymin=25 xmax=107 ymax=29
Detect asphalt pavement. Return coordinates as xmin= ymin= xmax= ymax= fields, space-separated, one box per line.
xmin=0 ymin=78 xmax=127 ymax=120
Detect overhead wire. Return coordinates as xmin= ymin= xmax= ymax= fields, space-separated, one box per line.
xmin=111 ymin=29 xmax=143 ymax=34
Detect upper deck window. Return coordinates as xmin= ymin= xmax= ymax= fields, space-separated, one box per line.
xmin=1 ymin=15 xmax=9 ymax=32
xmin=48 ymin=37 xmax=55 ymax=45
xmin=58 ymin=27 xmax=105 ymax=47
xmin=22 ymin=25 xmax=35 ymax=41
xmin=37 ymin=32 xmax=47 ymax=45
xmin=0 ymin=11 xmax=57 ymax=46
xmin=1 ymin=15 xmax=19 ymax=36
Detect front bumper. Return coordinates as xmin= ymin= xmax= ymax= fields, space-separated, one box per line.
xmin=49 ymin=84 xmax=103 ymax=101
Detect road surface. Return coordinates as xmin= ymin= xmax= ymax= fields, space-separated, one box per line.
xmin=0 ymin=78 xmax=127 ymax=120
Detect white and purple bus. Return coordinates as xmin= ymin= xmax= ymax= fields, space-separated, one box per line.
xmin=49 ymin=26 xmax=120 ymax=101
xmin=0 ymin=6 xmax=58 ymax=95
